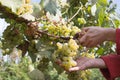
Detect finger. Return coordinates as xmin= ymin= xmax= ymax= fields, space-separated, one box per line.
xmin=82 ymin=40 xmax=91 ymax=47
xmin=86 ymin=40 xmax=98 ymax=48
xmin=84 ymin=40 xmax=94 ymax=48
xmin=69 ymin=65 xmax=87 ymax=72
xmin=69 ymin=67 xmax=80 ymax=72
xmin=79 ymin=34 xmax=87 ymax=46
xmin=73 ymin=32 xmax=85 ymax=40
xmin=73 ymin=32 xmax=80 ymax=39
xmin=87 ymin=42 xmax=95 ymax=48
xmin=80 ymin=34 xmax=93 ymax=47
xmin=79 ymin=32 xmax=85 ymax=37
xmin=76 ymin=57 xmax=85 ymax=62
xmin=81 ymin=27 xmax=89 ymax=32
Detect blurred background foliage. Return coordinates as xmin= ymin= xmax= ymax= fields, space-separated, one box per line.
xmin=0 ymin=0 xmax=120 ymax=80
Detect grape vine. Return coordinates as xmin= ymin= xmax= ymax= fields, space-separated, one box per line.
xmin=0 ymin=0 xmax=119 ymax=80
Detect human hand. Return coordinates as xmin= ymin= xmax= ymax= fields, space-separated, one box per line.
xmin=68 ymin=57 xmax=106 ymax=72
xmin=78 ymin=27 xmax=115 ymax=48
xmin=56 ymin=57 xmax=106 ymax=72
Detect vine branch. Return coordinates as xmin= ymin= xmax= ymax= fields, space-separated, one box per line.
xmin=0 ymin=3 xmax=74 ymax=41
xmin=0 ymin=3 xmax=30 ymax=24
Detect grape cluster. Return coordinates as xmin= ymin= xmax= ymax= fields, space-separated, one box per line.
xmin=53 ymin=39 xmax=79 ymax=70
xmin=17 ymin=0 xmax=33 ymax=15
xmin=78 ymin=70 xmax=92 ymax=80
xmin=1 ymin=21 xmax=26 ymax=54
xmin=77 ymin=18 xmax=86 ymax=25
xmin=68 ymin=52 xmax=95 ymax=80
xmin=23 ymin=0 xmax=30 ymax=4
xmin=40 ymin=22 xmax=81 ymax=37
xmin=53 ymin=43 xmax=95 ymax=80
xmin=80 ymin=51 xmax=95 ymax=58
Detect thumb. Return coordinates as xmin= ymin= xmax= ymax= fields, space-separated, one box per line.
xmin=81 ymin=27 xmax=89 ymax=32
xmin=69 ymin=67 xmax=80 ymax=72
xmin=79 ymin=34 xmax=88 ymax=45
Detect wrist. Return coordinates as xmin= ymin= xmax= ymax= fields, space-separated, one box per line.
xmin=92 ymin=58 xmax=106 ymax=68
xmin=104 ymin=28 xmax=116 ymax=42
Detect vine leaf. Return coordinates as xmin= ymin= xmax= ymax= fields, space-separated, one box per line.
xmin=20 ymin=14 xmax=35 ymax=21
xmin=91 ymin=4 xmax=97 ymax=16
xmin=97 ymin=7 xmax=105 ymax=26
xmin=97 ymin=0 xmax=108 ymax=7
xmin=0 ymin=0 xmax=22 ymax=13
xmin=36 ymin=40 xmax=55 ymax=59
xmin=32 ymin=3 xmax=43 ymax=18
xmin=40 ymin=0 xmax=59 ymax=15
xmin=28 ymin=69 xmax=45 ymax=80
xmin=96 ymin=0 xmax=107 ymax=26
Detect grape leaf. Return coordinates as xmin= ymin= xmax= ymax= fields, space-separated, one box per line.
xmin=97 ymin=0 xmax=108 ymax=7
xmin=40 ymin=0 xmax=59 ymax=15
xmin=91 ymin=4 xmax=97 ymax=16
xmin=0 ymin=0 xmax=22 ymax=14
xmin=32 ymin=3 xmax=43 ymax=18
xmin=28 ymin=69 xmax=45 ymax=80
xmin=96 ymin=3 xmax=106 ymax=26
xmin=88 ymin=0 xmax=98 ymax=5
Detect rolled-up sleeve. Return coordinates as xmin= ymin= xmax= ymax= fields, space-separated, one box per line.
xmin=116 ymin=29 xmax=120 ymax=54
xmin=100 ymin=54 xmax=120 ymax=80
xmin=100 ymin=29 xmax=120 ymax=80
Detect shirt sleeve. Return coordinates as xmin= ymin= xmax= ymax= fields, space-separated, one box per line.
xmin=100 ymin=29 xmax=120 ymax=80
xmin=100 ymin=54 xmax=120 ymax=80
xmin=116 ymin=28 xmax=120 ymax=54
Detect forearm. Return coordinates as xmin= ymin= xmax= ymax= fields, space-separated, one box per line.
xmin=91 ymin=58 xmax=106 ymax=69
xmin=100 ymin=54 xmax=120 ymax=80
xmin=104 ymin=28 xmax=116 ymax=42
xmin=116 ymin=28 xmax=120 ymax=54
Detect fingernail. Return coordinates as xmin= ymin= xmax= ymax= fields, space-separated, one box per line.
xmin=69 ymin=68 xmax=73 ymax=72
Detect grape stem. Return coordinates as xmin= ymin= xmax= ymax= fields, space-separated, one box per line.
xmin=67 ymin=3 xmax=83 ymax=23
xmin=27 ymin=21 xmax=71 ymax=40
xmin=37 ymin=30 xmax=71 ymax=40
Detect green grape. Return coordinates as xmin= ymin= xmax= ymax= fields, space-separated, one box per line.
xmin=17 ymin=1 xmax=33 ymax=15
xmin=61 ymin=59 xmax=77 ymax=70
xmin=77 ymin=18 xmax=86 ymax=25
xmin=69 ymin=52 xmax=77 ymax=57
xmin=24 ymin=0 xmax=30 ymax=4
xmin=32 ymin=40 xmax=39 ymax=44
xmin=54 ymin=39 xmax=94 ymax=79
xmin=61 ymin=62 xmax=72 ymax=70
xmin=70 ymin=26 xmax=81 ymax=36
xmin=53 ymin=39 xmax=79 ymax=70
xmin=62 ymin=57 xmax=72 ymax=61
xmin=5 ymin=48 xmax=10 ymax=53
xmin=56 ymin=42 xmax=63 ymax=49
xmin=68 ymin=39 xmax=79 ymax=51
xmin=75 ymin=52 xmax=95 ymax=80
xmin=69 ymin=60 xmax=77 ymax=67
xmin=78 ymin=70 xmax=92 ymax=80
xmin=39 ymin=20 xmax=81 ymax=37
xmin=81 ymin=52 xmax=95 ymax=58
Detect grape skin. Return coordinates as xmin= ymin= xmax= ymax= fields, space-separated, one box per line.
xmin=53 ymin=39 xmax=79 ymax=70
